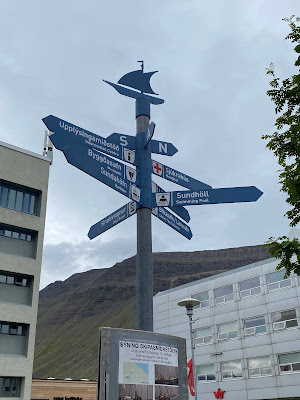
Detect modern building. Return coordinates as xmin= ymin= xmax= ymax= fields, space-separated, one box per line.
xmin=0 ymin=140 xmax=51 ymax=399
xmin=154 ymin=255 xmax=300 ymax=400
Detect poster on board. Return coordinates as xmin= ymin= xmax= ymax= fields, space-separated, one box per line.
xmin=97 ymin=328 xmax=188 ymax=400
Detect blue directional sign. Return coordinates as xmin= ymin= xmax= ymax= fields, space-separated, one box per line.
xmin=152 ymin=207 xmax=192 ymax=240
xmin=152 ymin=160 xmax=212 ymax=190
xmin=105 ymin=132 xmax=137 ymax=151
xmin=61 ymin=144 xmax=141 ymax=203
xmin=43 ymin=115 xmax=137 ymax=165
xmin=107 ymin=132 xmax=177 ymax=157
xmin=152 ymin=186 xmax=263 ymax=208
xmin=88 ymin=201 xmax=137 ymax=239
xmin=152 ymin=181 xmax=190 ymax=223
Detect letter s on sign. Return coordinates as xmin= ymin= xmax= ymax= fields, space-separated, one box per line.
xmin=120 ymin=135 xmax=128 ymax=147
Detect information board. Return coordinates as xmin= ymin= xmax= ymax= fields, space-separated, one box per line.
xmin=98 ymin=328 xmax=188 ymax=400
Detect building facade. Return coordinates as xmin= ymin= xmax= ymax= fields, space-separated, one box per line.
xmin=0 ymin=141 xmax=51 ymax=399
xmin=31 ymin=379 xmax=97 ymax=400
xmin=154 ymin=256 xmax=300 ymax=400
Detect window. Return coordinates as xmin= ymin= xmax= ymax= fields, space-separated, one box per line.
xmin=214 ymin=285 xmax=234 ymax=304
xmin=218 ymin=321 xmax=238 ymax=341
xmin=0 ymin=322 xmax=25 ymax=336
xmin=0 ymin=272 xmax=28 ymax=287
xmin=192 ymin=291 xmax=209 ymax=309
xmin=0 ymin=181 xmax=39 ymax=215
xmin=244 ymin=316 xmax=266 ymax=336
xmin=221 ymin=360 xmax=242 ymax=379
xmin=266 ymin=270 xmax=291 ymax=291
xmin=239 ymin=277 xmax=261 ymax=298
xmin=194 ymin=327 xmax=213 ymax=345
xmin=248 ymin=356 xmax=272 ymax=376
xmin=278 ymin=352 xmax=300 ymax=373
xmin=0 ymin=377 xmax=21 ymax=397
xmin=197 ymin=364 xmax=216 ymax=381
xmin=273 ymin=309 xmax=298 ymax=331
xmin=0 ymin=226 xmax=33 ymax=242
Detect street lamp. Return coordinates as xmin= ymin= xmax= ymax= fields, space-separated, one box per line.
xmin=178 ymin=298 xmax=200 ymax=400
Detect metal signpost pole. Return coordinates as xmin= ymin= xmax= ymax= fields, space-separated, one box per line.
xmin=136 ymin=97 xmax=153 ymax=331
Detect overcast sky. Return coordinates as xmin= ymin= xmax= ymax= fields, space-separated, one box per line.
xmin=0 ymin=1 xmax=298 ymax=289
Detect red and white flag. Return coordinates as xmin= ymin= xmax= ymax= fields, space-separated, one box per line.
xmin=187 ymin=358 xmax=195 ymax=396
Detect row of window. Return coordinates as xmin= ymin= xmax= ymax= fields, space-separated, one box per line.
xmin=0 ymin=272 xmax=29 ymax=287
xmin=197 ymin=351 xmax=300 ymax=382
xmin=0 ymin=322 xmax=26 ymax=336
xmin=0 ymin=227 xmax=34 ymax=242
xmin=192 ymin=269 xmax=293 ymax=308
xmin=0 ymin=377 xmax=20 ymax=397
xmin=0 ymin=181 xmax=38 ymax=215
xmin=195 ymin=309 xmax=298 ymax=345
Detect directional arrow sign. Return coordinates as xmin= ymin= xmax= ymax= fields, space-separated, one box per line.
xmin=152 ymin=181 xmax=190 ymax=223
xmin=105 ymin=132 xmax=137 ymax=151
xmin=152 ymin=160 xmax=212 ymax=190
xmin=43 ymin=115 xmax=137 ymax=165
xmin=88 ymin=201 xmax=137 ymax=239
xmin=152 ymin=186 xmax=263 ymax=208
xmin=61 ymin=144 xmax=141 ymax=202
xmin=150 ymin=139 xmax=178 ymax=156
xmin=152 ymin=207 xmax=192 ymax=240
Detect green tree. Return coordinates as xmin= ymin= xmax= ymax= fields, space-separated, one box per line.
xmin=262 ymin=16 xmax=300 ymax=276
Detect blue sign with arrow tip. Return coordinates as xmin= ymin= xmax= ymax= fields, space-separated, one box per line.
xmin=60 ymin=143 xmax=140 ymax=202
xmin=88 ymin=201 xmax=137 ymax=239
xmin=107 ymin=132 xmax=178 ymax=157
xmin=152 ymin=186 xmax=263 ymax=208
xmin=152 ymin=207 xmax=192 ymax=240
xmin=152 ymin=160 xmax=212 ymax=190
xmin=43 ymin=115 xmax=137 ymax=165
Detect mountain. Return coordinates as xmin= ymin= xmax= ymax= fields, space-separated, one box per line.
xmin=33 ymin=245 xmax=270 ymax=379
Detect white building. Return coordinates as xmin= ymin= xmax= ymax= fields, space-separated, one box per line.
xmin=154 ymin=255 xmax=300 ymax=400
xmin=0 ymin=141 xmax=51 ymax=399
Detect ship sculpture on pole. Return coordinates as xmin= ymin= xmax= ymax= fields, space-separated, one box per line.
xmin=43 ymin=62 xmax=263 ymax=331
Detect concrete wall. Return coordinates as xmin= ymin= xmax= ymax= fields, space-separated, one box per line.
xmin=154 ymin=258 xmax=300 ymax=400
xmin=0 ymin=142 xmax=50 ymax=400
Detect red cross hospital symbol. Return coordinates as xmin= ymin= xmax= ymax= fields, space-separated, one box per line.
xmin=213 ymin=388 xmax=225 ymax=399
xmin=153 ymin=161 xmax=162 ymax=175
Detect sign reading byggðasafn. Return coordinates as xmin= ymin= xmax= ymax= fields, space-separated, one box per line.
xmin=97 ymin=328 xmax=189 ymax=400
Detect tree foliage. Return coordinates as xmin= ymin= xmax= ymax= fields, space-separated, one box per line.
xmin=263 ymin=16 xmax=300 ymax=276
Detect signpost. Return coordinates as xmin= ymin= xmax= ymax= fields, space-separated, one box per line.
xmin=44 ymin=62 xmax=263 ymax=332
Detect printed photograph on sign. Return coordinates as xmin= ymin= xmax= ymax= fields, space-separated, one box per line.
xmin=156 ymin=193 xmax=170 ymax=206
xmin=155 ymin=365 xmax=178 ymax=386
xmin=126 ymin=167 xmax=137 ymax=183
xmin=131 ymin=185 xmax=141 ymax=202
xmin=128 ymin=201 xmax=136 ymax=216
xmin=123 ymin=362 xmax=149 ymax=384
xmin=124 ymin=148 xmax=135 ymax=164
xmin=154 ymin=385 xmax=179 ymax=400
xmin=152 ymin=161 xmax=163 ymax=176
xmin=119 ymin=383 xmax=153 ymax=400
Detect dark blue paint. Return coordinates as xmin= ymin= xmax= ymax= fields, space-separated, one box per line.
xmin=88 ymin=201 xmax=137 ymax=239
xmin=153 ymin=207 xmax=192 ymax=240
xmin=61 ymin=144 xmax=137 ymax=201
xmin=106 ymin=132 xmax=137 ymax=151
xmin=152 ymin=159 xmax=211 ymax=190
xmin=152 ymin=186 xmax=263 ymax=207
xmin=42 ymin=115 xmax=135 ymax=164
xmin=118 ymin=69 xmax=158 ymax=95
xmin=136 ymin=131 xmax=152 ymax=208
xmin=152 ymin=181 xmax=190 ymax=223
xmin=103 ymin=80 xmax=164 ymax=105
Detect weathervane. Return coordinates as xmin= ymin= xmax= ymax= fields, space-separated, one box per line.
xmin=43 ymin=62 xmax=263 ymax=332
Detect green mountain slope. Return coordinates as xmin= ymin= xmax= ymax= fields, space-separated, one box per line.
xmin=33 ymin=245 xmax=270 ymax=379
